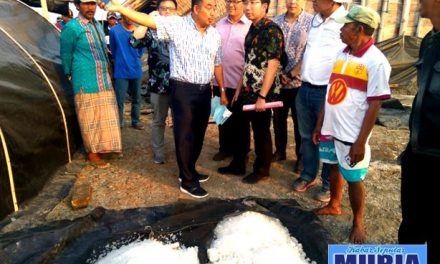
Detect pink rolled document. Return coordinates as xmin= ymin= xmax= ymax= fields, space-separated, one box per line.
xmin=242 ymin=101 xmax=284 ymax=111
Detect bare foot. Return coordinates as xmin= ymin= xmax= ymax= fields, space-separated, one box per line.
xmin=88 ymin=153 xmax=110 ymax=168
xmin=313 ymin=205 xmax=342 ymax=215
xmin=349 ymin=224 xmax=366 ymax=244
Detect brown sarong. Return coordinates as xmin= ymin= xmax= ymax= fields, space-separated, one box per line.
xmin=74 ymin=90 xmax=122 ymax=154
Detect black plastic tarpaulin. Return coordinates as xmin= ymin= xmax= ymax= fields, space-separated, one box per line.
xmin=0 ymin=198 xmax=333 ymax=264
xmin=0 ymin=0 xmax=79 ymax=220
xmin=377 ymin=35 xmax=422 ymax=95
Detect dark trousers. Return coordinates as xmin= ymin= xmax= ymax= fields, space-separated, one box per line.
xmin=399 ymin=145 xmax=440 ymax=264
xmin=170 ymin=80 xmax=211 ymax=188
xmin=213 ymin=86 xmax=237 ymax=154
xmin=232 ymin=98 xmax=272 ymax=176
xmin=273 ymin=88 xmax=301 ymax=158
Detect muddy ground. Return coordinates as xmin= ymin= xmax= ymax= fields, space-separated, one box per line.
xmin=0 ymin=96 xmax=411 ymax=247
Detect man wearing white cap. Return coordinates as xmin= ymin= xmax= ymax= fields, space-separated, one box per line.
xmin=313 ymin=5 xmax=390 ymax=243
xmin=293 ymin=0 xmax=348 ymax=202
xmin=61 ymin=0 xmax=122 ymax=168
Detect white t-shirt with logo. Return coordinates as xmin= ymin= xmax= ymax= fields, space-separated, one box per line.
xmin=321 ymin=41 xmax=391 ymax=143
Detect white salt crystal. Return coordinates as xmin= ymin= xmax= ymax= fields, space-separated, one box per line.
xmin=208 ymin=211 xmax=313 ymax=264
xmin=95 ymin=239 xmax=198 ymax=264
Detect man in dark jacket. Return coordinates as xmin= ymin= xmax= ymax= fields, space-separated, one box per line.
xmin=398 ymin=0 xmax=440 ymax=262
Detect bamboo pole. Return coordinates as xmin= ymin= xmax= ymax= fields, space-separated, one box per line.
xmin=0 ymin=127 xmax=18 ymax=212
xmin=399 ymin=0 xmax=411 ymax=36
xmin=40 ymin=0 xmax=49 ymax=20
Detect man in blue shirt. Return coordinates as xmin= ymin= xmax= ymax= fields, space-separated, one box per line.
xmin=109 ymin=15 xmax=145 ymax=130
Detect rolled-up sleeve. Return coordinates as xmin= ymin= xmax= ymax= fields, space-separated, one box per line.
xmin=154 ymin=16 xmax=179 ymax=42
xmin=214 ymin=38 xmax=222 ymax=65
xmin=265 ymin=26 xmax=284 ymax=61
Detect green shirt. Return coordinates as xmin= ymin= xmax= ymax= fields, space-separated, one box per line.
xmin=60 ymin=15 xmax=112 ymax=94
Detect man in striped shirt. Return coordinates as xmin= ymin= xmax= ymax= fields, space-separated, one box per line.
xmin=105 ymin=0 xmax=227 ymax=199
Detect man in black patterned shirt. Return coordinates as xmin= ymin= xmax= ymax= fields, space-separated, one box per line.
xmin=219 ymin=0 xmax=284 ymax=184
xmin=130 ymin=0 xmax=177 ymax=165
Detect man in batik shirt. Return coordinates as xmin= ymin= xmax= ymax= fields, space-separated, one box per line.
xmin=223 ymin=0 xmax=284 ymax=184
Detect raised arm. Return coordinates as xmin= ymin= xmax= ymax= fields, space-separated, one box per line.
xmin=103 ymin=1 xmax=157 ymax=29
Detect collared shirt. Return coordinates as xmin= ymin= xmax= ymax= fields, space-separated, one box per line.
xmin=214 ymin=15 xmax=251 ymax=89
xmin=321 ymin=38 xmax=391 ymax=143
xmin=301 ymin=5 xmax=347 ymax=86
xmin=60 ymin=14 xmax=112 ymax=94
xmin=242 ymin=17 xmax=284 ymax=101
xmin=273 ymin=10 xmax=313 ymax=88
xmin=130 ymin=30 xmax=171 ymax=94
xmin=109 ymin=24 xmax=144 ymax=79
xmin=154 ymin=14 xmax=222 ymax=84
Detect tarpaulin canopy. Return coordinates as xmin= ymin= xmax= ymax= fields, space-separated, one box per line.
xmin=0 ymin=0 xmax=79 ymax=220
xmin=0 ymin=198 xmax=333 ymax=264
xmin=377 ymin=35 xmax=422 ymax=95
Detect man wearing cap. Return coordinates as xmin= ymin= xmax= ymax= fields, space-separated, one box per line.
xmin=312 ymin=5 xmax=391 ymax=244
xmin=61 ymin=0 xmax=122 ymax=168
xmin=104 ymin=0 xmax=226 ymax=199
xmin=292 ymin=0 xmax=348 ymax=202
xmin=104 ymin=12 xmax=118 ymax=38
xmin=55 ymin=9 xmax=73 ymax=30
xmin=398 ymin=0 xmax=440 ymax=261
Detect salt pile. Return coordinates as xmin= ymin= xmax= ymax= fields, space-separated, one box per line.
xmin=208 ymin=211 xmax=313 ymax=264
xmin=95 ymin=239 xmax=199 ymax=264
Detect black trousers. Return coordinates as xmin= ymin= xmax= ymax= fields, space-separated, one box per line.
xmin=213 ymin=86 xmax=237 ymax=154
xmin=272 ymin=88 xmax=301 ymax=158
xmin=399 ymin=145 xmax=440 ymax=264
xmin=231 ymin=97 xmax=272 ymax=176
xmin=170 ymin=80 xmax=211 ymax=188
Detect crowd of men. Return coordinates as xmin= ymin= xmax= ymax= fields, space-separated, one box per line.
xmin=59 ymin=0 xmax=439 ymax=259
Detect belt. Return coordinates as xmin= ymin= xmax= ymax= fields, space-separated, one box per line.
xmin=170 ymin=79 xmax=210 ymax=90
xmin=302 ymin=81 xmax=327 ymax=89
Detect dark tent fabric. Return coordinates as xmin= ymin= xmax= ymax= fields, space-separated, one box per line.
xmin=0 ymin=0 xmax=79 ymax=220
xmin=21 ymin=0 xmax=69 ymax=15
xmin=0 ymin=198 xmax=333 ymax=264
xmin=377 ymin=35 xmax=422 ymax=95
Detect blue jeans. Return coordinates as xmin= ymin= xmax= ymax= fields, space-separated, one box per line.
xmin=114 ymin=78 xmax=142 ymax=127
xmin=296 ymin=82 xmax=330 ymax=190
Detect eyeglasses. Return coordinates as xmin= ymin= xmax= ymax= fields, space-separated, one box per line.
xmin=243 ymin=1 xmax=261 ymax=5
xmin=158 ymin=6 xmax=176 ymax=12
xmin=226 ymin=0 xmax=243 ymax=4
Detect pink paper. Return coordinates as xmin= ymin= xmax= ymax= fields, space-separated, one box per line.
xmin=242 ymin=101 xmax=284 ymax=111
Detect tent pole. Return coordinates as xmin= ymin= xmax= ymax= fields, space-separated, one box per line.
xmin=0 ymin=127 xmax=19 ymax=212
xmin=40 ymin=0 xmax=50 ymax=20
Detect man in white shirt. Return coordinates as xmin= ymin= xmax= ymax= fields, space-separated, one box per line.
xmin=292 ymin=0 xmax=348 ymax=203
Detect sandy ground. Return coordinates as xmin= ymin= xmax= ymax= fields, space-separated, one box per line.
xmin=0 ymin=101 xmax=409 ymax=246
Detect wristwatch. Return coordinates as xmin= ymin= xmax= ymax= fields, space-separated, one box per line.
xmin=220 ymin=87 xmax=225 ymax=93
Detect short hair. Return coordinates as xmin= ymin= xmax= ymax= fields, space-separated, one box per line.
xmin=353 ymin=21 xmax=375 ymax=36
xmin=157 ymin=0 xmax=178 ymax=9
xmin=191 ymin=0 xmax=202 ymax=10
xmin=261 ymin=0 xmax=270 ymax=13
